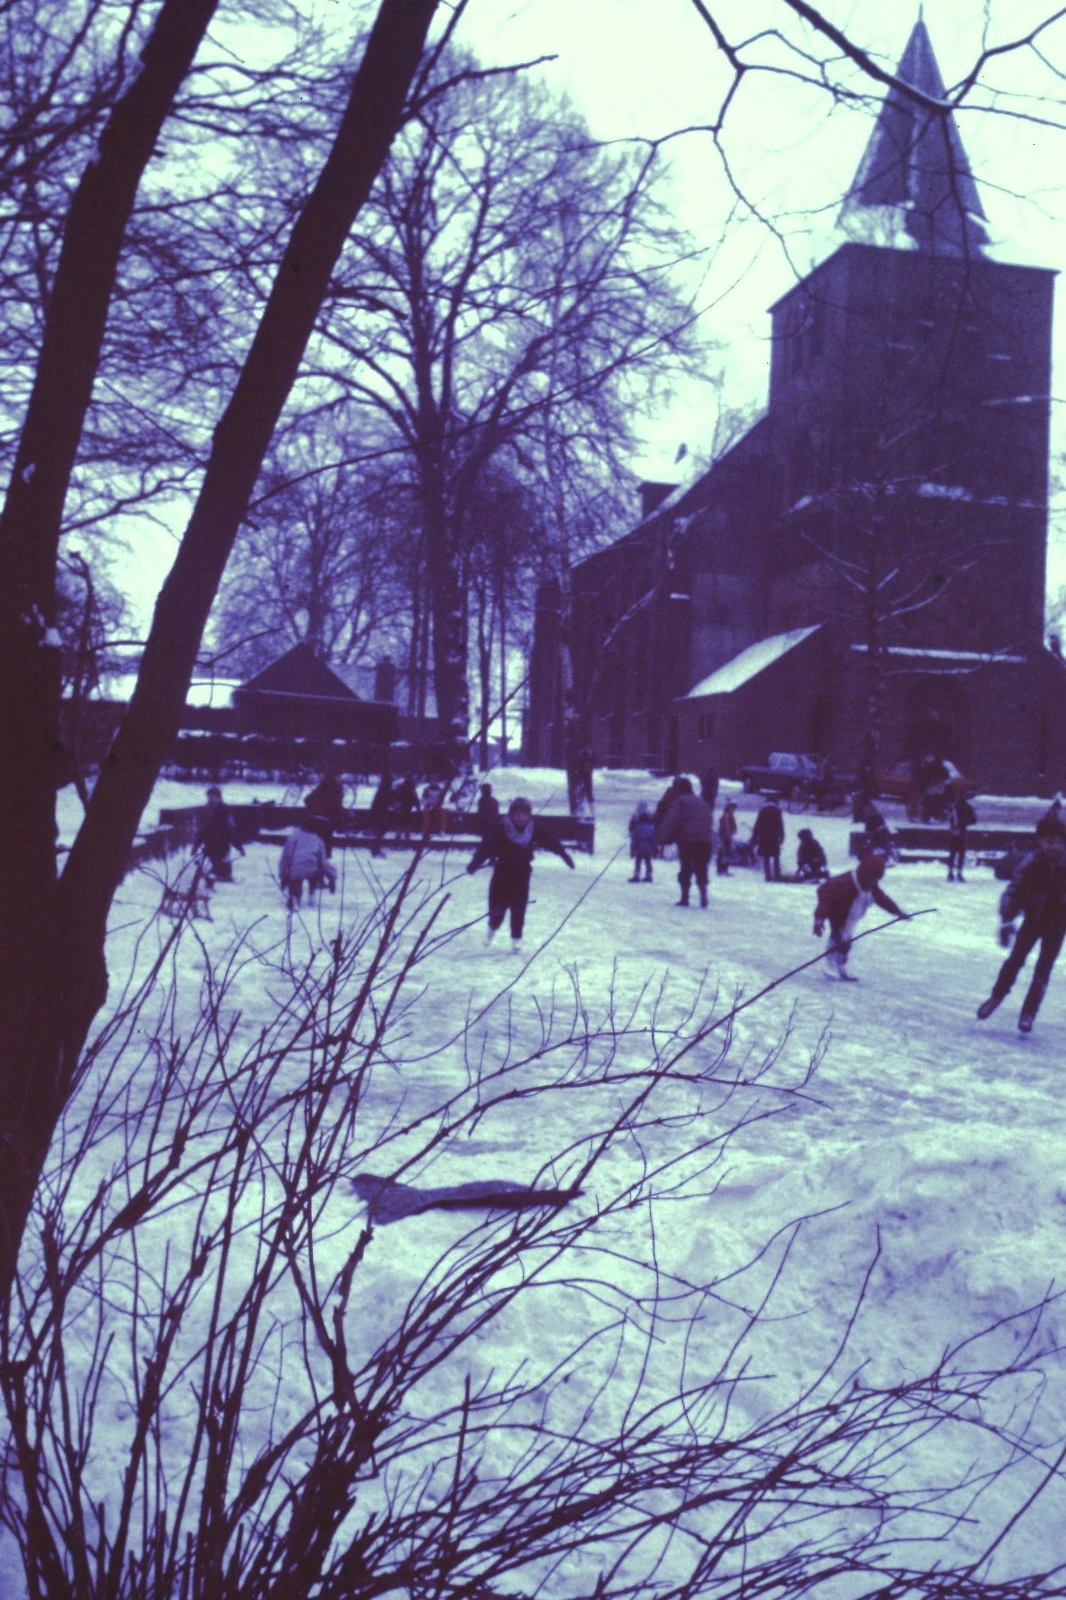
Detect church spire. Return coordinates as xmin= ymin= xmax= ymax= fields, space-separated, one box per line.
xmin=838 ymin=19 xmax=988 ymax=255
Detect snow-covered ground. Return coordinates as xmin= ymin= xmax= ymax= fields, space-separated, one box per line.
xmin=15 ymin=769 xmax=1066 ymax=1592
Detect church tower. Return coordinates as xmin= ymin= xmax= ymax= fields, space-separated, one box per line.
xmin=764 ymin=18 xmax=1053 ymax=671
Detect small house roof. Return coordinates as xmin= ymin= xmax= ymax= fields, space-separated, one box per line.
xmin=237 ymin=643 xmax=360 ymax=702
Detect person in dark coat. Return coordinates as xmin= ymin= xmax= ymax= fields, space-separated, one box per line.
xmin=368 ymin=770 xmax=393 ymax=857
xmin=656 ymin=778 xmax=714 ymax=907
xmin=195 ymin=786 xmax=244 ymax=883
xmin=475 ymin=783 xmax=501 ymax=839
xmin=861 ymin=801 xmax=892 ymax=855
xmin=653 ymin=777 xmax=684 ymax=849
xmin=304 ymin=772 xmax=347 ymax=855
xmin=813 ymin=852 xmax=909 ymax=980
xmin=795 ymin=827 xmax=829 ymax=882
xmin=946 ymin=785 xmax=977 ymax=882
xmin=628 ymin=800 xmax=656 ymax=883
xmin=752 ymin=800 xmax=785 ymax=881
xmin=700 ymin=765 xmax=719 ymax=810
xmin=393 ymin=775 xmax=419 ymax=840
xmin=467 ymin=796 xmax=575 ymax=950
xmin=977 ymin=814 xmax=1066 ymax=1033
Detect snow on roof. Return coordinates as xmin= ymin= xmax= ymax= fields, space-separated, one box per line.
xmin=685 ymin=625 xmax=821 ymax=698
xmin=849 ymin=644 xmax=1027 ymax=665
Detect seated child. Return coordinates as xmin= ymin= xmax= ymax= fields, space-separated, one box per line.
xmin=795 ymin=827 xmax=829 ymax=881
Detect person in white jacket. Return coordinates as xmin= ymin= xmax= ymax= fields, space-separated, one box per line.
xmin=279 ymin=821 xmax=337 ymax=910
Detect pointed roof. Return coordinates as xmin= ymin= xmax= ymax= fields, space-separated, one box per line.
xmin=839 ymin=19 xmax=988 ymax=256
xmin=237 ymin=642 xmax=360 ymax=701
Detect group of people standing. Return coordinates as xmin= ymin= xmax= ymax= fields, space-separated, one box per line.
xmin=630 ymin=770 xmax=831 ymax=906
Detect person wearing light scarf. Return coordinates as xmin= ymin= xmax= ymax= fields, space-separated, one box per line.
xmin=467 ymin=796 xmax=575 ymax=951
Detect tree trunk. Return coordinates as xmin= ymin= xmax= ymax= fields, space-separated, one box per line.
xmin=420 ymin=476 xmax=470 ymax=774
xmin=0 ymin=0 xmax=443 ymax=1302
xmin=498 ymin=589 xmax=508 ymax=764
xmin=0 ymin=0 xmax=222 ymax=1300
xmin=475 ymin=583 xmax=493 ymax=771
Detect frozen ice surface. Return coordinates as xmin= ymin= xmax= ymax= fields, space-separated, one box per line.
xmin=20 ymin=768 xmax=1066 ymax=1588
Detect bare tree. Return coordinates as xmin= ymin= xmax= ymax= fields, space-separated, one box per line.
xmin=214 ymin=433 xmax=413 ymax=678
xmin=317 ymin=55 xmax=705 ymax=771
xmin=0 ymin=0 xmax=450 ymax=1301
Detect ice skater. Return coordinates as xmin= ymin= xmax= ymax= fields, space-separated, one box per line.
xmin=628 ymin=800 xmax=656 ymax=882
xmin=279 ymin=818 xmax=337 ymax=910
xmin=195 ymin=786 xmax=244 ymax=884
xmin=946 ymin=784 xmax=977 ymax=882
xmin=716 ymin=799 xmax=737 ymax=875
xmin=977 ymin=813 xmax=1066 ymax=1033
xmin=467 ymin=796 xmax=575 ymax=952
xmin=813 ymin=852 xmax=909 ymax=981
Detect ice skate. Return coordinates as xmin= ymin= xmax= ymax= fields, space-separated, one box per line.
xmin=976 ymin=995 xmax=1001 ymax=1020
xmin=1019 ymin=1010 xmax=1035 ymax=1034
xmin=510 ymin=938 xmax=523 ymax=955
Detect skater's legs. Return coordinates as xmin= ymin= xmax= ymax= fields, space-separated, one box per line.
xmin=824 ymin=916 xmax=851 ymax=976
xmin=1018 ymin=923 xmax=1066 ymax=1025
xmin=989 ymin=917 xmax=1041 ymax=1001
xmin=677 ymin=845 xmax=695 ymax=904
xmin=487 ymin=883 xmax=509 ymax=932
xmin=509 ymin=882 xmax=530 ymax=941
xmin=692 ymin=842 xmax=711 ymax=906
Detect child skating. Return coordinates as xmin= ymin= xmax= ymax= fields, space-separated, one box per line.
xmin=813 ymin=852 xmax=909 ymax=980
xmin=467 ymin=796 xmax=575 ymax=952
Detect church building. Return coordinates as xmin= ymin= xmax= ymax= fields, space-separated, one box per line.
xmin=525 ymin=21 xmax=1066 ymax=795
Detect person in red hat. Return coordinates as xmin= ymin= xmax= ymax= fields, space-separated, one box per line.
xmin=812 ymin=851 xmax=909 ymax=981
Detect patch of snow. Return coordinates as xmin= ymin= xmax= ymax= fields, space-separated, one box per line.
xmin=685 ymin=625 xmax=821 ymax=698
xmin=917 ymin=481 xmax=972 ymax=500
xmin=850 ymin=644 xmax=1027 ymax=664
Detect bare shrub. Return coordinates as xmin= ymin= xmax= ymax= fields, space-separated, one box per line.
xmin=1 ymin=865 xmax=1064 ymax=1598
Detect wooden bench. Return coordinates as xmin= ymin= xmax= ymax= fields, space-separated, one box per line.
xmin=849 ymin=826 xmax=1037 ymax=869
xmin=156 ymin=804 xmax=596 ymax=855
